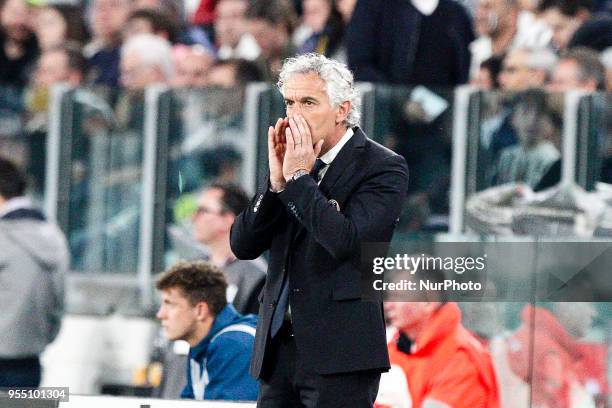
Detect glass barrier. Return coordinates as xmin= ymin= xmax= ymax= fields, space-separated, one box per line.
xmin=383 ymin=235 xmax=611 ymax=408
xmin=369 ymin=85 xmax=455 ymax=234
xmin=159 ymin=86 xmax=259 ymax=267
xmin=0 ymin=86 xmax=47 ymax=201
xmin=575 ymin=92 xmax=610 ymax=191
xmin=60 ymin=88 xmax=145 ymax=274
xmin=463 ymin=300 xmax=610 ymax=408
xmin=452 ymin=89 xmax=612 ymax=238
xmin=466 ymin=90 xmax=565 ymax=194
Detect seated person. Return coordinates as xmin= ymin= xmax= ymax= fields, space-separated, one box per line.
xmin=192 ymin=182 xmax=266 ymax=315
xmin=377 ymin=265 xmax=500 ymax=408
xmin=155 ymin=260 xmax=258 ymax=401
xmin=495 ymin=89 xmax=561 ymax=188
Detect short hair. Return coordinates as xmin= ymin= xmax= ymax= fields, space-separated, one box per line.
xmin=127 ymin=8 xmax=179 ymax=43
xmin=561 ymin=47 xmax=606 ymax=89
xmin=156 ymin=260 xmax=228 ymax=315
xmin=121 ymin=33 xmax=174 ymax=80
xmin=538 ymin=0 xmax=594 ymax=15
xmin=480 ymin=55 xmax=504 ymax=88
xmin=513 ymin=88 xmax=562 ymax=131
xmin=45 ymin=4 xmax=90 ymax=46
xmin=211 ymin=59 xmax=264 ymax=85
xmin=245 ymin=0 xmax=298 ymax=34
xmin=0 ymin=156 xmax=26 ymax=200
xmin=278 ymin=53 xmax=361 ymax=128
xmin=208 ymin=181 xmax=250 ymax=216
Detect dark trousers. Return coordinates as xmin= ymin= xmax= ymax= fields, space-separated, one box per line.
xmin=257 ymin=321 xmax=381 ymax=408
xmin=0 ymin=357 xmax=41 ymax=387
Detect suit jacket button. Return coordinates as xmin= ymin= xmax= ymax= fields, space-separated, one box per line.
xmin=292 ymin=288 xmax=302 ymax=293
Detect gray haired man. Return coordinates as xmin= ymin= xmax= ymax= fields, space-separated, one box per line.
xmin=230 ymin=53 xmax=409 ymax=407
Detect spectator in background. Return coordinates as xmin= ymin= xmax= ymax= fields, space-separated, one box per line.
xmin=207 ymin=58 xmax=263 ymax=87
xmin=293 ymin=0 xmax=345 ymax=61
xmin=32 ymin=4 xmax=89 ymax=52
xmin=32 ymin=45 xmax=85 ymax=89
xmin=214 ymin=0 xmax=260 ymax=61
xmin=495 ymin=89 xmax=561 ymax=188
xmin=172 ymin=44 xmax=215 ymax=88
xmin=26 ymin=45 xmax=85 ymax=119
xmin=377 ymin=266 xmax=500 ymax=408
xmin=192 ymin=182 xmax=266 ymax=315
xmin=124 ymin=8 xmax=178 ymax=43
xmin=479 ymin=49 xmax=557 ymax=188
xmin=86 ymin=0 xmax=132 ymax=87
xmin=539 ymin=0 xmax=611 ymax=52
xmin=0 ymin=0 xmax=38 ymax=88
xmin=155 ymin=260 xmax=258 ymax=401
xmin=470 ymin=0 xmax=551 ymax=78
xmin=332 ymin=0 xmax=358 ymax=63
xmin=547 ymin=47 xmax=607 ymax=188
xmin=346 ymin=0 xmax=475 ymax=86
xmin=120 ymin=33 xmax=174 ymax=90
xmin=0 ymin=157 xmax=69 ymax=388
xmin=499 ymin=47 xmax=558 ymax=90
xmin=548 ymin=47 xmax=606 ymax=91
xmin=336 ymin=0 xmax=357 ymax=24
xmin=490 ymin=303 xmax=599 ymax=408
xmin=24 ymin=45 xmax=86 ymax=203
xmin=131 ymin=0 xmax=217 ymax=51
xmin=472 ymin=54 xmax=504 ymax=89
xmin=245 ymin=0 xmax=297 ymax=80
xmin=568 ymin=11 xmax=612 ymax=52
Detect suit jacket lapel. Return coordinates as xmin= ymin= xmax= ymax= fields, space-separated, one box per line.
xmin=318 ymin=127 xmax=366 ymax=196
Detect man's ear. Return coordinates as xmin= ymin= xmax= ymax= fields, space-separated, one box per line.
xmin=336 ymin=101 xmax=351 ymax=124
xmin=194 ymin=301 xmax=210 ymax=321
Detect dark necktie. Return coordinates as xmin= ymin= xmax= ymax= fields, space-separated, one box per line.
xmin=310 ymin=158 xmax=327 ymax=182
xmin=270 ymin=159 xmax=328 ymax=337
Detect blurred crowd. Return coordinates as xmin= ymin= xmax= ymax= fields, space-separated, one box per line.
xmin=0 ymin=0 xmax=610 ymax=103
xmin=1 ymin=0 xmax=610 ymax=235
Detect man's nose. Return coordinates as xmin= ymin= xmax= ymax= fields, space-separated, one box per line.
xmin=288 ymin=105 xmax=303 ymax=116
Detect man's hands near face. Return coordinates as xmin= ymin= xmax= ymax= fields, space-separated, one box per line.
xmin=268 ymin=115 xmax=323 ymax=191
xmin=282 ymin=115 xmax=324 ymax=182
xmin=268 ymin=118 xmax=288 ymax=192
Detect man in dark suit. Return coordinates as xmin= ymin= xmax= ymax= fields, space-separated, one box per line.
xmin=230 ymin=53 xmax=409 ymax=407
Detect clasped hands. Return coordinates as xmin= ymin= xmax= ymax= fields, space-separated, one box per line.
xmin=268 ymin=115 xmax=324 ymax=192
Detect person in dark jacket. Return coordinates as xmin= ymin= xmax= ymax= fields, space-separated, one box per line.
xmin=346 ymin=0 xmax=475 ymax=86
xmin=0 ymin=0 xmax=38 ymax=89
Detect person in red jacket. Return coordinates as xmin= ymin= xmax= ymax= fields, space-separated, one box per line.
xmin=377 ymin=286 xmax=500 ymax=408
xmin=491 ymin=303 xmax=602 ymax=408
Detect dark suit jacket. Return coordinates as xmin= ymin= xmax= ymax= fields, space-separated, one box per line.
xmin=230 ymin=127 xmax=409 ymax=378
xmin=346 ymin=0 xmax=474 ymax=86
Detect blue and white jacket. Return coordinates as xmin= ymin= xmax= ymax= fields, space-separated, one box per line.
xmin=181 ymin=304 xmax=258 ymax=401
